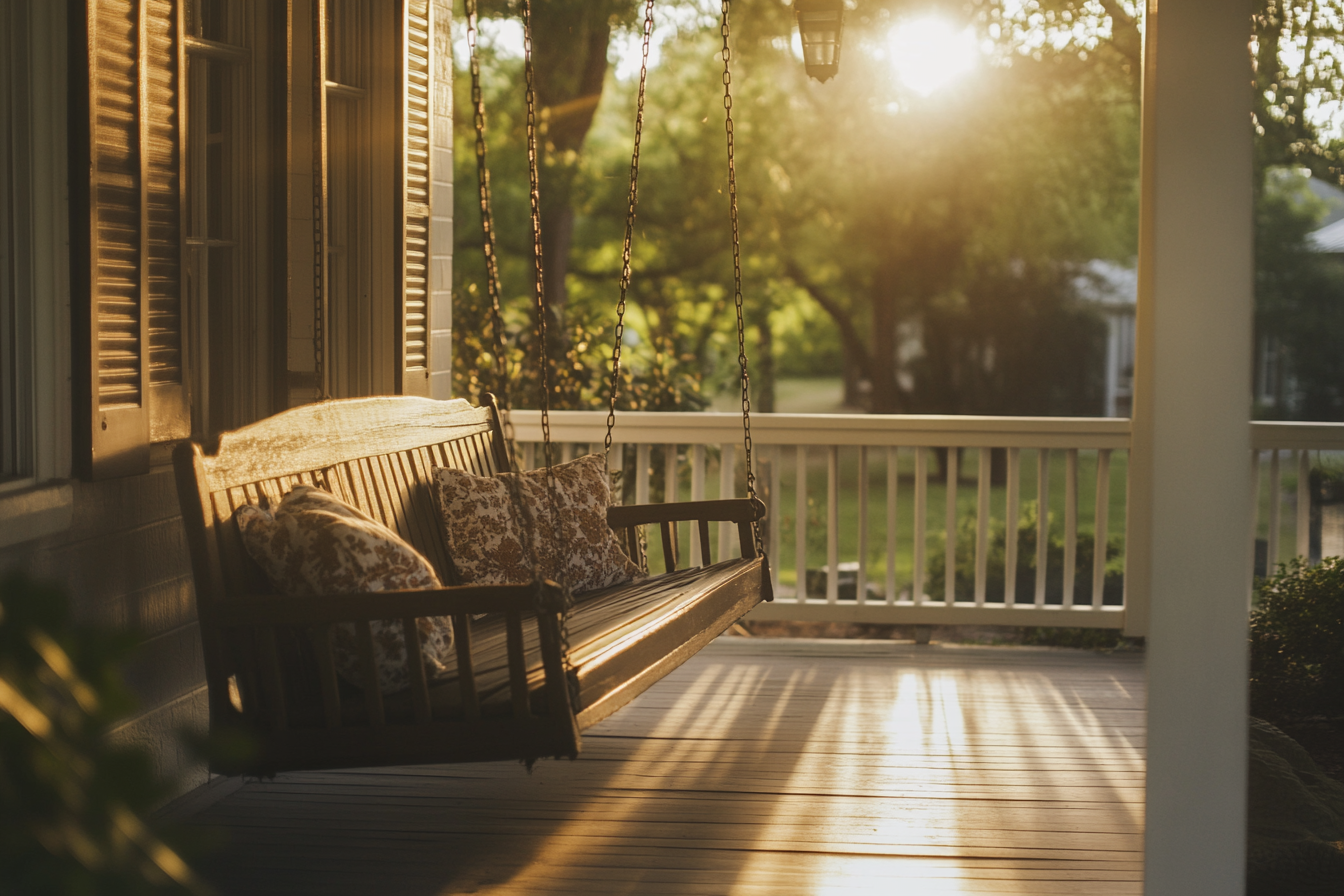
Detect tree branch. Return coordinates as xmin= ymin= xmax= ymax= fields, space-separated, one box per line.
xmin=784 ymin=260 xmax=872 ymax=379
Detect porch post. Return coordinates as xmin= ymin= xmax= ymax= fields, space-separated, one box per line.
xmin=1129 ymin=0 xmax=1253 ymax=892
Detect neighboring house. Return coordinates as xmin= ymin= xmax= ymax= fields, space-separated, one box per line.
xmin=1074 ymin=259 xmax=1137 ymax=418
xmin=0 ymin=0 xmax=452 ymax=789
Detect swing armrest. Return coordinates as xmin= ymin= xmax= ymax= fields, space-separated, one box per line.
xmin=211 ymin=582 xmax=565 ymax=628
xmin=606 ymin=497 xmax=766 ymax=529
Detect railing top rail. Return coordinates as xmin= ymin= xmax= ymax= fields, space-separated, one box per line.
xmin=1251 ymin=421 xmax=1344 ymax=451
xmin=508 ymin=410 xmax=1133 ymax=449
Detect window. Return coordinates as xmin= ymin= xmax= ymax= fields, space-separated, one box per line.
xmin=0 ymin=0 xmax=73 ymax=546
xmin=74 ymin=0 xmax=451 ymax=479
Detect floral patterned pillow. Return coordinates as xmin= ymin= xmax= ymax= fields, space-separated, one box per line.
xmin=235 ymin=485 xmax=454 ymax=695
xmin=432 ymin=454 xmax=644 ymax=594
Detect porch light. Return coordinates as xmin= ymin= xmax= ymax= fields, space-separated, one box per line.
xmin=794 ymin=0 xmax=844 ymax=82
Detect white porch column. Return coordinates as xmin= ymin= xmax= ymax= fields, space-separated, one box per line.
xmin=1129 ymin=0 xmax=1253 ymax=892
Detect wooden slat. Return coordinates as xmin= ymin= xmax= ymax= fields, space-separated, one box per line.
xmin=636 ymin=444 xmax=651 ymax=505
xmin=1035 ymin=449 xmax=1050 ymax=608
xmin=1005 ymin=447 xmax=1021 ymax=606
xmin=1296 ymin=448 xmax=1311 ymax=558
xmin=719 ymin=442 xmax=735 ymax=561
xmin=697 ymin=520 xmax=712 ymax=565
xmin=886 ymin=446 xmax=897 ymax=604
xmin=826 ymin=446 xmax=839 ymax=604
xmin=1267 ymin=449 xmax=1281 ymax=572
xmin=690 ymin=445 xmax=706 ymax=567
xmin=795 ymin=446 xmax=807 ymax=603
xmin=944 ymin=447 xmax=957 ymax=605
xmin=913 ymin=448 xmax=927 ymax=604
xmin=451 ymin=613 xmax=480 ymax=720
xmin=1064 ymin=448 xmax=1078 ymax=609
xmin=975 ymin=447 xmax=990 ymax=606
xmin=355 ymin=622 xmax=385 ymax=727
xmin=505 ymin=610 xmax=532 ymax=720
xmin=857 ymin=447 xmax=869 ymax=605
xmin=1093 ymin=449 xmax=1111 ymax=606
xmin=309 ymin=625 xmax=343 ymax=729
xmin=401 ymin=618 xmax=431 ymax=724
xmin=659 ymin=522 xmax=677 ymax=574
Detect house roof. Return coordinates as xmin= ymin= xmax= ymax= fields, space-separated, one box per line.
xmin=1309 ymin=215 xmax=1344 ymax=253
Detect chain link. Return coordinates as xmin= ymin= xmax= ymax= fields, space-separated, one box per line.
xmin=719 ymin=0 xmax=764 ymax=558
xmin=604 ymin=0 xmax=657 ymax=461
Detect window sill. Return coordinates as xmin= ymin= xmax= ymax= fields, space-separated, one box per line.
xmin=0 ymin=481 xmax=74 ymax=549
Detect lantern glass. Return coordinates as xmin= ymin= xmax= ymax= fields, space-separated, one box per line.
xmin=795 ymin=1 xmax=844 ymax=82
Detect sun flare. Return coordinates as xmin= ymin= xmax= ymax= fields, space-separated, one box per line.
xmin=888 ymin=17 xmax=979 ymax=96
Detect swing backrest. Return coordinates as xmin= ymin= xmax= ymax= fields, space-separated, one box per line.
xmin=174 ymin=396 xmax=513 ymax=728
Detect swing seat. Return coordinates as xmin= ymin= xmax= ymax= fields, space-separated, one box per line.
xmin=174 ymin=396 xmax=770 ymax=775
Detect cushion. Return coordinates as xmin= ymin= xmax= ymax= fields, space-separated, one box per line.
xmin=432 ymin=453 xmax=644 ymax=594
xmin=235 ymin=485 xmax=454 ymax=695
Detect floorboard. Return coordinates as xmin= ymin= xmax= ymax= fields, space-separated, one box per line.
xmin=186 ymin=639 xmax=1145 ymax=895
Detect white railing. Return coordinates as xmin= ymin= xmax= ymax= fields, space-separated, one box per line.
xmin=511 ymin=411 xmax=1132 ymax=629
xmin=508 ymin=413 xmax=1344 ymax=630
xmin=1250 ymin=422 xmax=1344 ymax=576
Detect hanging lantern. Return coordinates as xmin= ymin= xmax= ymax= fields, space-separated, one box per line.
xmin=794 ymin=0 xmax=844 ymax=82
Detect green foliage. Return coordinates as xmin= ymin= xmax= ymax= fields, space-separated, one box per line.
xmin=0 ymin=571 xmax=208 ymax=895
xmin=1250 ymin=557 xmax=1344 ymax=721
xmin=927 ymin=499 xmax=1125 ymax=605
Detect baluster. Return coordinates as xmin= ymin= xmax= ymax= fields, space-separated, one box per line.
xmin=522 ymin=443 xmax=535 ymax=471
xmin=1248 ymin=449 xmax=1261 ymax=599
xmin=827 ymin=446 xmax=840 ymax=603
xmin=560 ymin=443 xmax=574 ymax=464
xmin=770 ymin=446 xmax=782 ymax=596
xmin=857 ymin=446 xmax=869 ymax=605
xmin=720 ymin=443 xmax=737 ymax=560
xmin=691 ymin=445 xmax=706 ymax=567
xmin=1063 ymin=449 xmax=1079 ymax=609
xmin=913 ymin=447 xmax=928 ymax=605
xmin=636 ymin=444 xmax=651 ymax=505
xmin=1005 ymin=447 xmax=1021 ymax=606
xmin=887 ymin=446 xmax=898 ymax=604
xmin=1297 ymin=449 xmax=1311 ymax=559
xmin=664 ymin=444 xmax=678 ymax=503
xmin=1093 ymin=449 xmax=1112 ymax=607
xmin=796 ymin=445 xmax=807 ymax=603
xmin=975 ymin=447 xmax=990 ymax=606
xmin=1035 ymin=449 xmax=1050 ymax=609
xmin=1267 ymin=449 xmax=1281 ymax=574
xmin=944 ymin=448 xmax=958 ymax=604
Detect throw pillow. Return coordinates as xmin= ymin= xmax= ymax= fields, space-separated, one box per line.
xmin=432 ymin=453 xmax=644 ymax=594
xmin=235 ymin=485 xmax=454 ymax=695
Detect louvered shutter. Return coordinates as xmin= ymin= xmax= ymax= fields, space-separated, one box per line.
xmin=398 ymin=0 xmax=432 ymax=395
xmin=77 ymin=0 xmax=186 ymax=479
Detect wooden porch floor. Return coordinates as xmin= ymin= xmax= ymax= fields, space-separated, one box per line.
xmin=185 ymin=639 xmax=1146 ymax=895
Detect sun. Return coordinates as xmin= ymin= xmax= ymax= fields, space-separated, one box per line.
xmin=888 ymin=17 xmax=980 ymax=96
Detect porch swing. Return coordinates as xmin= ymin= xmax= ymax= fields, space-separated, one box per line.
xmin=173 ymin=0 xmax=771 ymax=775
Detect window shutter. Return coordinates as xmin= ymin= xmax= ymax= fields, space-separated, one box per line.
xmin=398 ymin=0 xmax=440 ymax=397
xmin=145 ymin=0 xmax=189 ymax=441
xmin=76 ymin=0 xmax=185 ymax=479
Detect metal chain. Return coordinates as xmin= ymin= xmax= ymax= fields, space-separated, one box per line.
xmin=311 ymin=2 xmax=327 ymax=402
xmin=522 ymin=0 xmax=575 ymax=676
xmin=604 ymin=0 xmax=657 ymax=460
xmin=720 ymin=0 xmax=763 ymax=557
xmin=466 ymin=0 xmax=525 ymax=478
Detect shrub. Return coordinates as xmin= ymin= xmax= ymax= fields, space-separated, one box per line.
xmin=1250 ymin=556 xmax=1344 ymax=722
xmin=0 ymin=571 xmax=208 ymax=895
xmin=927 ymin=500 xmax=1125 ymax=605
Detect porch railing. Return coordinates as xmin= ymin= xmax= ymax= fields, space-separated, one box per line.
xmin=508 ymin=412 xmax=1344 ymax=631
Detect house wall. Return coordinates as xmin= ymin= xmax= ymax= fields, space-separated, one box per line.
xmin=0 ymin=468 xmax=210 ymax=791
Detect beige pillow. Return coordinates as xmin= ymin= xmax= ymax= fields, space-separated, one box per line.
xmin=235 ymin=485 xmax=454 ymax=695
xmin=432 ymin=454 xmax=644 ymax=594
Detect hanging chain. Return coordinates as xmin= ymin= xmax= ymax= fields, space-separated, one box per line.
xmin=604 ymin=0 xmax=657 ymax=460
xmin=720 ymin=0 xmax=763 ymax=557
xmin=522 ymin=0 xmax=575 ymax=679
xmin=311 ymin=2 xmax=327 ymax=402
xmin=467 ymin=0 xmax=509 ymax=409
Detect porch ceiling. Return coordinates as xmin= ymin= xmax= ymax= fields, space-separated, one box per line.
xmin=183 ymin=638 xmax=1145 ymax=895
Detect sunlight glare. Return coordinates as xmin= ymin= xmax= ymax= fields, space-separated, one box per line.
xmin=888 ymin=17 xmax=979 ymax=96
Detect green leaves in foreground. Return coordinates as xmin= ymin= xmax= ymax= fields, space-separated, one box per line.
xmin=1251 ymin=556 xmax=1344 ymax=721
xmin=0 ymin=570 xmax=209 ymax=896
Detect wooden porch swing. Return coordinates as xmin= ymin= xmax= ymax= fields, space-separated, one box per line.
xmin=173 ymin=0 xmax=771 ymax=776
